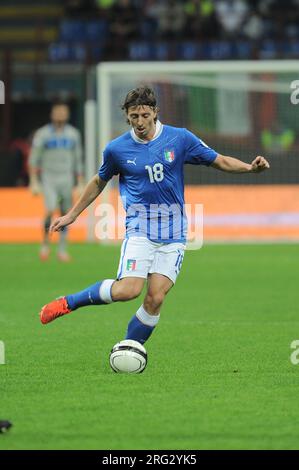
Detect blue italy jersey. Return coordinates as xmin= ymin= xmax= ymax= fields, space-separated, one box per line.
xmin=98 ymin=123 xmax=217 ymax=243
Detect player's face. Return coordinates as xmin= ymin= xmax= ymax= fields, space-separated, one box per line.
xmin=127 ymin=105 xmax=157 ymax=141
xmin=51 ymin=105 xmax=70 ymax=127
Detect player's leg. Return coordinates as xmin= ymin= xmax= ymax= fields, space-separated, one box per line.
xmin=39 ymin=277 xmax=145 ymax=325
xmin=56 ymin=182 xmax=73 ymax=261
xmin=125 ymin=273 xmax=173 ymax=344
xmin=65 ymin=236 xmax=153 ymax=310
xmin=110 ymin=277 xmax=145 ymax=301
xmin=125 ymin=242 xmax=185 ymax=344
xmin=39 ymin=237 xmax=151 ymax=324
xmin=65 ymin=236 xmax=151 ymax=309
xmin=40 ymin=178 xmax=57 ymax=261
xmin=66 ymin=276 xmax=145 ymax=309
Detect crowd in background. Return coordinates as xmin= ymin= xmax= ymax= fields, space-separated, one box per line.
xmin=65 ymin=0 xmax=299 ymax=43
xmin=48 ymin=0 xmax=299 ymax=62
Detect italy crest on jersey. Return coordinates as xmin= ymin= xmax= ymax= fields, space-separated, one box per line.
xmin=127 ymin=259 xmax=136 ymax=271
xmin=164 ymin=150 xmax=175 ymax=162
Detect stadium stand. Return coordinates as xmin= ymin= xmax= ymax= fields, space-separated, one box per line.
xmin=46 ymin=0 xmax=299 ymax=63
xmin=1 ymin=0 xmax=299 ymax=64
xmin=0 ymin=0 xmax=63 ymax=63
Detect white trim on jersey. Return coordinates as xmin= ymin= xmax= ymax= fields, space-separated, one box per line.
xmin=130 ymin=120 xmax=163 ymax=144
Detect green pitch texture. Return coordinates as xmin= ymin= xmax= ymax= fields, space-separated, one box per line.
xmin=0 ymin=243 xmax=298 ymax=450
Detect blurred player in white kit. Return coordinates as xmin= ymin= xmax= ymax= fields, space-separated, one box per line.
xmin=29 ymin=102 xmax=84 ymax=261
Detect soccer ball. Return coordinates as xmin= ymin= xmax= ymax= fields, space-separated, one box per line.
xmin=109 ymin=339 xmax=147 ymax=374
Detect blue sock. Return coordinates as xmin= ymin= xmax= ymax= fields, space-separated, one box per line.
xmin=125 ymin=315 xmax=155 ymax=345
xmin=125 ymin=306 xmax=160 ymax=344
xmin=66 ymin=279 xmax=114 ymax=311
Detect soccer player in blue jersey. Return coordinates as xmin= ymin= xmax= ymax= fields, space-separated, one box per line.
xmin=39 ymin=86 xmax=269 ymax=345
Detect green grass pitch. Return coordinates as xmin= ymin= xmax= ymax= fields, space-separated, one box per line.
xmin=0 ymin=243 xmax=298 ymax=450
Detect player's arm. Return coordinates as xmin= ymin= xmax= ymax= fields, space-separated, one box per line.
xmin=50 ymin=175 xmax=107 ymax=232
xmin=75 ymin=172 xmax=85 ymax=198
xmin=28 ymin=166 xmax=41 ymax=195
xmin=211 ymin=154 xmax=270 ymax=173
xmin=28 ymin=131 xmax=43 ymax=195
xmin=183 ymin=130 xmax=269 ymax=173
xmin=52 ymin=144 xmax=118 ymax=231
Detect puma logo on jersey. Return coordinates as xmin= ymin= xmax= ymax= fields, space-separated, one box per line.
xmin=127 ymin=158 xmax=136 ymax=166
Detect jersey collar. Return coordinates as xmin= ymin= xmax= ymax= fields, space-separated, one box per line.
xmin=130 ymin=120 xmax=163 ymax=144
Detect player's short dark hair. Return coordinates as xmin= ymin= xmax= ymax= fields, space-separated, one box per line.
xmin=121 ymin=86 xmax=157 ymax=113
xmin=121 ymin=86 xmax=158 ymax=123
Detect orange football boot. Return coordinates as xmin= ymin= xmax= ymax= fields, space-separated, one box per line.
xmin=40 ymin=297 xmax=72 ymax=324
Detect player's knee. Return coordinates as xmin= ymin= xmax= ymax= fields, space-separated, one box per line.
xmin=144 ymin=292 xmax=165 ymax=310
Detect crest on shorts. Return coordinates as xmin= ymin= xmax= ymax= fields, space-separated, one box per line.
xmin=164 ymin=150 xmax=175 ymax=162
xmin=127 ymin=259 xmax=137 ymax=271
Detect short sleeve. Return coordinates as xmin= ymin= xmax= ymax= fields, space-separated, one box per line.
xmin=98 ymin=145 xmax=119 ymax=181
xmin=184 ymin=129 xmax=218 ymax=166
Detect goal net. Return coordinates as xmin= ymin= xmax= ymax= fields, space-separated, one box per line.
xmin=91 ymin=61 xmax=299 ymax=243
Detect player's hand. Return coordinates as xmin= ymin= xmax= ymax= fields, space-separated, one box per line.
xmin=50 ymin=213 xmax=76 ymax=232
xmin=250 ymin=156 xmax=270 ymax=173
xmin=29 ymin=181 xmax=42 ymax=196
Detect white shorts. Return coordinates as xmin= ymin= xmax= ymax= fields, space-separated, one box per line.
xmin=116 ymin=237 xmax=185 ymax=284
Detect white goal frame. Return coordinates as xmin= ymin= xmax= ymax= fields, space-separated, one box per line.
xmin=83 ymin=60 xmax=299 ymax=242
xmin=96 ymin=60 xmax=299 ymax=162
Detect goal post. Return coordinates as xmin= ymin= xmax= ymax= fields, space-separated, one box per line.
xmin=92 ymin=60 xmax=299 ymax=243
xmin=97 ymin=59 xmax=299 ymax=151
